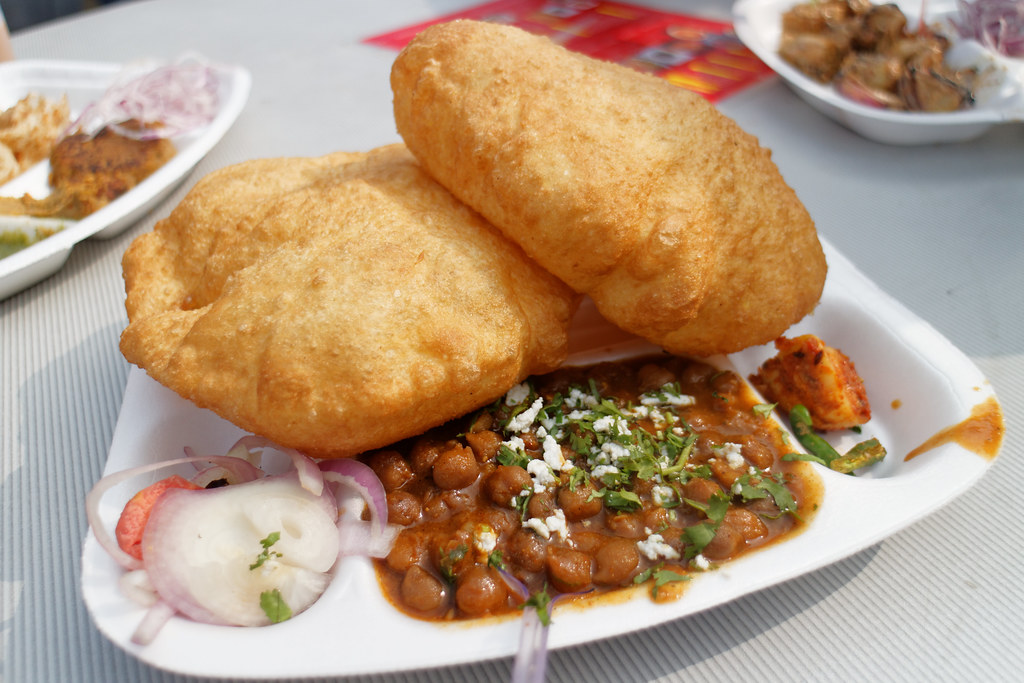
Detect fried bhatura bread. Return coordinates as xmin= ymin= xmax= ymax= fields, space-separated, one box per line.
xmin=391 ymin=20 xmax=827 ymax=356
xmin=120 ymin=144 xmax=577 ymax=459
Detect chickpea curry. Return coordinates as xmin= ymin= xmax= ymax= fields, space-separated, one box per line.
xmin=365 ymin=354 xmax=821 ymax=621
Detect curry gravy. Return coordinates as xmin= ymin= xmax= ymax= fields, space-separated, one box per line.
xmin=365 ymin=355 xmax=822 ymax=622
xmin=905 ymin=396 xmax=1004 ymax=461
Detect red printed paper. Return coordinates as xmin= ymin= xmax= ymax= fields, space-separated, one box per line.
xmin=364 ymin=0 xmax=774 ymax=102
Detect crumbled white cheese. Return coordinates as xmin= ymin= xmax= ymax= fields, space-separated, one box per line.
xmin=542 ymin=434 xmax=573 ymax=472
xmin=663 ymin=392 xmax=696 ymax=407
xmin=545 ymin=509 xmax=568 ymax=541
xmin=474 ymin=525 xmax=498 ymax=554
xmin=652 ymin=484 xmax=675 ymax=506
xmin=721 ymin=442 xmax=745 ymax=469
xmin=641 ymin=386 xmax=696 ymax=407
xmin=524 ymin=517 xmax=550 ymax=539
xmin=637 ymin=533 xmax=680 ymax=561
xmin=566 ymin=387 xmax=598 ymax=409
xmin=591 ymin=464 xmax=620 ymax=480
xmin=508 ymin=397 xmax=544 ymax=432
xmin=502 ymin=435 xmax=526 ymax=453
xmin=731 ymin=481 xmax=743 ymax=496
xmin=692 ymin=553 xmax=711 ymax=571
xmin=600 ymin=441 xmax=630 ymax=463
xmin=505 ymin=382 xmax=531 ymax=406
xmin=527 ymin=458 xmax=557 ymax=492
xmin=523 ymin=509 xmax=569 ymax=541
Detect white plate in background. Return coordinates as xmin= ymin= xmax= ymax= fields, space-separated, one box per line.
xmin=0 ymin=59 xmax=251 ymax=301
xmin=732 ymin=0 xmax=1024 ymax=144
xmin=80 ymin=238 xmax=1001 ymax=678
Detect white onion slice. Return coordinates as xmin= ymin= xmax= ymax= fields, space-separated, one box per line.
xmin=85 ymin=454 xmax=265 ymax=571
xmin=142 ymin=476 xmax=340 ymax=627
xmin=320 ymin=459 xmax=399 ymax=558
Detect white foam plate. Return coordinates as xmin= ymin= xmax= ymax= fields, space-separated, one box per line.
xmin=81 ymin=238 xmax=1001 ymax=678
xmin=0 ymin=59 xmax=251 ymax=300
xmin=732 ymin=0 xmax=1024 ymax=144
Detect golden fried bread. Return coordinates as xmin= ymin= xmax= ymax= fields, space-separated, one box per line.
xmin=391 ymin=20 xmax=827 ymax=356
xmin=120 ymin=144 xmax=577 ymax=458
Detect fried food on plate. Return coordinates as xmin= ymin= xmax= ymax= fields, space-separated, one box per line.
xmin=120 ymin=144 xmax=577 ymax=459
xmin=391 ymin=20 xmax=827 ymax=357
xmin=0 ymin=121 xmax=176 ymax=219
xmin=0 ymin=93 xmax=70 ymax=184
xmin=751 ymin=334 xmax=871 ymax=430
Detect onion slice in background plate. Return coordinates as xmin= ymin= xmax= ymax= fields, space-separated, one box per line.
xmin=954 ymin=0 xmax=1024 ymax=56
xmin=69 ymin=54 xmax=221 ymax=139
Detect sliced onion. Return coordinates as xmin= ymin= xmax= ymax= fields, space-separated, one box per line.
xmin=69 ymin=54 xmax=220 ymax=139
xmin=319 ymin=460 xmax=392 ymax=550
xmin=131 ymin=600 xmax=177 ymax=646
xmin=142 ymin=475 xmax=340 ymax=627
xmin=955 ymin=0 xmax=1024 ymax=56
xmin=119 ymin=569 xmax=158 ymax=608
xmin=229 ymin=436 xmax=324 ymax=497
xmin=86 ymin=454 xmax=267 ymax=571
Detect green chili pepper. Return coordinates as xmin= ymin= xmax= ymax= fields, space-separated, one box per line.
xmin=789 ymin=405 xmax=841 ymax=465
xmin=830 ymin=438 xmax=887 ymax=474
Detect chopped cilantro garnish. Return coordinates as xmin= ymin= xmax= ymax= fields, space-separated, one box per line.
xmin=249 ymin=531 xmax=283 ymax=570
xmin=522 ymin=586 xmax=554 ymax=627
xmin=603 ymin=489 xmax=642 ymax=512
xmin=439 ymin=543 xmax=468 ymax=583
xmin=259 ymin=589 xmax=292 ymax=623
xmin=633 ymin=563 xmax=690 ymax=598
xmin=497 ymin=444 xmax=531 ymax=469
xmin=487 ymin=549 xmax=506 ymax=570
xmin=681 ymin=492 xmax=730 ymax=558
xmin=753 ymin=402 xmax=776 ymax=418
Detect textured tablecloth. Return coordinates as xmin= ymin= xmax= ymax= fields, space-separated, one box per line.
xmin=2 ymin=1 xmax=1022 ymax=681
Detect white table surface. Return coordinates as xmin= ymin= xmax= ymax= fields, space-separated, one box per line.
xmin=2 ymin=1 xmax=1022 ymax=681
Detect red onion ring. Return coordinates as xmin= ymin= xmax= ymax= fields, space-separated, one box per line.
xmin=69 ymin=55 xmax=221 ymax=139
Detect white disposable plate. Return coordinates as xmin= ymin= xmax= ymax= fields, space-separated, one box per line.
xmin=80 ymin=238 xmax=1001 ymax=678
xmin=0 ymin=59 xmax=251 ymax=300
xmin=732 ymin=0 xmax=1024 ymax=144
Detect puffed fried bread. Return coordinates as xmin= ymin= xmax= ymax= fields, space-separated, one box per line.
xmin=391 ymin=19 xmax=827 ymax=356
xmin=120 ymin=144 xmax=577 ymax=459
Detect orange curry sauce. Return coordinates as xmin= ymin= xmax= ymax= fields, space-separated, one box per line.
xmin=363 ymin=354 xmax=821 ymax=621
xmin=905 ymin=396 xmax=1004 ymax=461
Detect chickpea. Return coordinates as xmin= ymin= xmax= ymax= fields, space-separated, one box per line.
xmin=386 ymin=531 xmax=427 ymax=572
xmin=465 ymin=429 xmax=503 ymax=463
xmin=507 ymin=528 xmax=547 ymax=572
xmin=703 ymin=523 xmax=742 ymax=560
xmin=400 ymin=565 xmax=447 ymax=613
xmin=724 ymin=508 xmax=768 ymax=542
xmin=637 ymin=363 xmax=676 ymax=394
xmin=682 ymin=477 xmax=722 ymax=506
xmin=484 ymin=465 xmax=531 ymax=507
xmin=740 ymin=437 xmax=775 ymax=471
xmin=527 ymin=490 xmax=557 ymax=520
xmin=409 ymin=437 xmax=444 ymax=476
xmin=386 ymin=490 xmax=422 ymax=526
xmin=604 ymin=511 xmax=644 ymax=538
xmin=545 ymin=546 xmax=593 ymax=593
xmin=366 ymin=450 xmax=414 ymax=492
xmin=557 ymin=482 xmax=602 ymax=521
xmin=455 ymin=565 xmax=509 ymax=616
xmin=593 ymin=538 xmax=640 ymax=586
xmin=432 ymin=444 xmax=480 ymax=490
